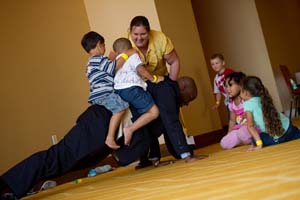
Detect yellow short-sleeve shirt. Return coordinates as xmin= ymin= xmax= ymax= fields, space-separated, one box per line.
xmin=128 ymin=30 xmax=174 ymax=76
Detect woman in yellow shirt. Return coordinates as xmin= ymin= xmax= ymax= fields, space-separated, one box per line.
xmin=126 ymin=16 xmax=206 ymax=168
xmin=127 ymin=16 xmax=180 ymax=81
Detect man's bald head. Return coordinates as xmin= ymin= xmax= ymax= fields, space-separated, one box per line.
xmin=177 ymin=76 xmax=198 ymax=106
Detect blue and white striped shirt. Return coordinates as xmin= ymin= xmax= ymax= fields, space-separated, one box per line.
xmin=86 ymin=55 xmax=116 ymax=103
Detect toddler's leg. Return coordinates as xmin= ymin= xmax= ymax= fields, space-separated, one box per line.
xmin=237 ymin=125 xmax=252 ymax=145
xmin=124 ymin=105 xmax=159 ymax=145
xmin=106 ymin=110 xmax=125 ymax=149
xmin=220 ymin=130 xmax=241 ymax=149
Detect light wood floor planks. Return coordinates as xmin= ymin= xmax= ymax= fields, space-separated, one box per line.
xmin=24 ymin=139 xmax=300 ymax=200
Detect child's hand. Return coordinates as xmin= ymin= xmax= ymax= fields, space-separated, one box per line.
xmin=212 ymin=104 xmax=219 ymax=110
xmin=247 ymin=145 xmax=263 ymax=152
xmin=108 ymin=51 xmax=117 ymax=60
xmin=156 ymin=75 xmax=164 ymax=83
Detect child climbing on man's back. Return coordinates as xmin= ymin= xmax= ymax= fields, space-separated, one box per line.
xmin=113 ymin=38 xmax=163 ymax=146
xmin=81 ymin=31 xmax=134 ymax=150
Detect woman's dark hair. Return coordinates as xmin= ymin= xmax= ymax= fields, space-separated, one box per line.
xmin=242 ymin=76 xmax=284 ymax=137
xmin=130 ymin=16 xmax=150 ymax=32
xmin=81 ymin=31 xmax=104 ymax=53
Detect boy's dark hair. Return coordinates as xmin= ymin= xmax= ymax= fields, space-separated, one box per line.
xmin=113 ymin=38 xmax=132 ymax=52
xmin=210 ymin=53 xmax=224 ymax=61
xmin=225 ymin=72 xmax=246 ymax=87
xmin=130 ymin=16 xmax=150 ymax=32
xmin=81 ymin=31 xmax=104 ymax=53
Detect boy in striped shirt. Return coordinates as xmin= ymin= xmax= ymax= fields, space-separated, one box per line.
xmin=81 ymin=31 xmax=133 ymax=150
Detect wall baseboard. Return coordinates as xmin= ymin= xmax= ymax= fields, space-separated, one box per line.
xmin=194 ymin=126 xmax=227 ymax=149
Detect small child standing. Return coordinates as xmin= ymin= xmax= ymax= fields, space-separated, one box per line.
xmin=81 ymin=31 xmax=133 ymax=150
xmin=210 ymin=53 xmax=234 ymax=109
xmin=220 ymin=72 xmax=252 ymax=149
xmin=241 ymin=76 xmax=300 ymax=151
xmin=113 ymin=38 xmax=162 ymax=146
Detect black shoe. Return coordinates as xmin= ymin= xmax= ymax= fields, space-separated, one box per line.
xmin=135 ymin=160 xmax=153 ymax=170
xmin=1 ymin=193 xmax=18 ymax=200
xmin=154 ymin=160 xmax=176 ymax=167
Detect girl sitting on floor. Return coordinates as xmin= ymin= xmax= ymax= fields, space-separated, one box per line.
xmin=240 ymin=76 xmax=300 ymax=151
xmin=220 ymin=72 xmax=253 ymax=149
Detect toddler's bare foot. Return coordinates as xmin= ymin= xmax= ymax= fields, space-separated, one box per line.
xmin=123 ymin=126 xmax=133 ymax=145
xmin=105 ymin=139 xmax=120 ymax=150
xmin=184 ymin=154 xmax=208 ymax=163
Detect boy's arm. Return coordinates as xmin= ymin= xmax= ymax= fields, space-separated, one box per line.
xmin=212 ymin=93 xmax=221 ymax=109
xmin=115 ymin=49 xmax=138 ymax=71
xmin=245 ymin=111 xmax=263 ymax=151
xmin=115 ymin=55 xmax=127 ymax=71
xmin=137 ymin=65 xmax=164 ymax=83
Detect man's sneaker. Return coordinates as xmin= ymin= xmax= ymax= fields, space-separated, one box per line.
xmin=135 ymin=160 xmax=153 ymax=170
xmin=27 ymin=180 xmax=57 ymax=195
xmin=40 ymin=180 xmax=57 ymax=191
xmin=1 ymin=193 xmax=17 ymax=200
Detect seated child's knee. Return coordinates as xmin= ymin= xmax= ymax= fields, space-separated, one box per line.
xmin=220 ymin=137 xmax=234 ymax=149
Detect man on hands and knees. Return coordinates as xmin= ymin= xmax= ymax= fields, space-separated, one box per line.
xmin=134 ymin=76 xmax=208 ymax=169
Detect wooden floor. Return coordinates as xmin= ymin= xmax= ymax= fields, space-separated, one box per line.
xmin=24 ymin=138 xmax=300 ymax=200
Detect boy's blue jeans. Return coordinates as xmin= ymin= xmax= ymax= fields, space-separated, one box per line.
xmin=116 ymin=86 xmax=154 ymax=114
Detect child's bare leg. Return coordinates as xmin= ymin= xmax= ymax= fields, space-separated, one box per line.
xmin=123 ymin=105 xmax=159 ymax=145
xmin=106 ymin=110 xmax=126 ymax=149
